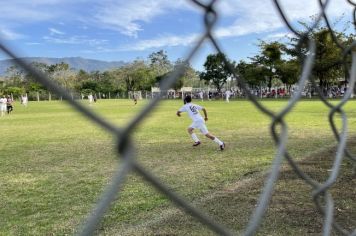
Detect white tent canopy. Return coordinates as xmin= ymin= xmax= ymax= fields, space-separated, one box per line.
xmin=151 ymin=87 xmax=161 ymax=92
xmin=180 ymin=87 xmax=192 ymax=92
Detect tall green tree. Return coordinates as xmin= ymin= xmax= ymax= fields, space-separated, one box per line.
xmin=4 ymin=86 xmax=24 ymax=97
xmin=79 ymin=80 xmax=98 ymax=94
xmin=4 ymin=63 xmax=47 ymax=96
xmin=276 ymin=60 xmax=300 ymax=92
xmin=98 ymin=71 xmax=117 ymax=94
xmin=173 ymin=59 xmax=198 ymax=87
xmin=149 ymin=50 xmax=173 ymax=77
xmin=5 ymin=65 xmax=25 ymax=87
xmin=156 ymin=60 xmax=198 ymax=90
xmin=76 ymin=69 xmax=90 ymax=82
xmin=117 ymin=60 xmax=154 ymax=92
xmin=48 ymin=62 xmax=75 ymax=90
xmin=200 ymin=52 xmax=232 ymax=92
xmin=250 ymin=41 xmax=284 ymax=91
xmin=236 ymin=61 xmax=269 ymax=89
xmin=286 ymin=27 xmax=348 ymax=92
xmin=25 ymin=62 xmax=48 ymax=93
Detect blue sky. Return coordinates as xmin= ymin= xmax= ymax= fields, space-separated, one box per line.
xmin=0 ymin=0 xmax=353 ymax=71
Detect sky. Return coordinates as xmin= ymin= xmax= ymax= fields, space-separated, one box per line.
xmin=0 ymin=0 xmax=354 ymax=71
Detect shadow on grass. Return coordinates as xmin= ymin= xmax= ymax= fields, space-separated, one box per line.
xmin=116 ymin=139 xmax=356 ymax=236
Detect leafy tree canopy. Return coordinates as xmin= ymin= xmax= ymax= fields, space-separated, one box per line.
xmin=200 ymin=52 xmax=232 ymax=92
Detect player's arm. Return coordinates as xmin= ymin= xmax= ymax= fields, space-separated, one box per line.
xmin=202 ymin=108 xmax=208 ymax=121
xmin=177 ymin=106 xmax=186 ymax=117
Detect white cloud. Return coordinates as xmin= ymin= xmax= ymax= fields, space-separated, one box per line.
xmin=93 ymin=0 xmax=190 ymax=37
xmin=265 ymin=32 xmax=294 ymax=40
xmin=0 ymin=1 xmax=89 ymax=24
xmin=43 ymin=35 xmax=108 ymax=46
xmin=118 ymin=0 xmax=352 ymax=52
xmin=25 ymin=42 xmax=41 ymax=45
xmin=216 ymin=0 xmax=352 ymax=33
xmin=0 ymin=0 xmax=353 ymax=55
xmin=212 ymin=0 xmax=351 ymax=39
xmin=0 ymin=27 xmax=24 ymax=40
xmin=216 ymin=0 xmax=351 ymax=19
xmin=49 ymin=28 xmax=65 ymax=35
xmin=0 ymin=3 xmax=59 ymax=22
xmin=123 ymin=33 xmax=200 ymax=51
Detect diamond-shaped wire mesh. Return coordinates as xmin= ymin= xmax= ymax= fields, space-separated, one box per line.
xmin=0 ymin=0 xmax=355 ymax=235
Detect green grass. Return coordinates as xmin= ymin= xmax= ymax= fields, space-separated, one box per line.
xmin=0 ymin=99 xmax=355 ymax=235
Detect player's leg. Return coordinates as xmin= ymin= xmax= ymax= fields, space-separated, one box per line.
xmin=205 ymin=133 xmax=225 ymax=150
xmin=200 ymin=124 xmax=225 ymax=150
xmin=188 ymin=126 xmax=201 ymax=146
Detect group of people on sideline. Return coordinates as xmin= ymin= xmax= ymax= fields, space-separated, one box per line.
xmin=0 ymin=94 xmax=28 ymax=117
xmin=196 ymin=90 xmax=234 ymax=102
xmin=87 ymin=94 xmax=97 ymax=105
xmin=0 ymin=95 xmax=14 ymax=117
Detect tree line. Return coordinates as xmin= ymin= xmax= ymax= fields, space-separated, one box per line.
xmin=0 ymin=24 xmax=354 ymax=99
xmin=201 ymin=24 xmax=354 ymax=96
xmin=0 ymin=50 xmax=199 ymax=99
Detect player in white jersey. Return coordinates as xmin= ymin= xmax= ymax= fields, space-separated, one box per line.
xmin=225 ymin=90 xmax=231 ymax=103
xmin=176 ymin=95 xmax=225 ymax=150
xmin=21 ymin=94 xmax=28 ymax=107
xmin=88 ymin=94 xmax=94 ymax=105
xmin=0 ymin=96 xmax=7 ymax=116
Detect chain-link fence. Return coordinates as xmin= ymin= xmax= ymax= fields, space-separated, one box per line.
xmin=1 ymin=0 xmax=356 ymax=235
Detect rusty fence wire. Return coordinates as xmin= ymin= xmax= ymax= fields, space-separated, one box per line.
xmin=1 ymin=0 xmax=356 ymax=235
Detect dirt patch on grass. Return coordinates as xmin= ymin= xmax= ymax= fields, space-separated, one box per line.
xmin=109 ymin=140 xmax=356 ymax=236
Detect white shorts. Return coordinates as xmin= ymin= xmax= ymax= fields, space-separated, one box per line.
xmin=0 ymin=104 xmax=6 ymax=112
xmin=189 ymin=120 xmax=209 ymax=135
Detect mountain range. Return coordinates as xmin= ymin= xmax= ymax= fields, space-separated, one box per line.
xmin=0 ymin=57 xmax=126 ymax=75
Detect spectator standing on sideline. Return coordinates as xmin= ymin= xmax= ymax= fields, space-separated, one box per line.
xmin=6 ymin=96 xmax=13 ymax=114
xmin=0 ymin=95 xmax=7 ymax=117
xmin=199 ymin=91 xmax=204 ymax=102
xmin=225 ymin=90 xmax=231 ymax=103
xmin=176 ymin=95 xmax=225 ymax=150
xmin=21 ymin=94 xmax=28 ymax=107
xmin=88 ymin=94 xmax=94 ymax=105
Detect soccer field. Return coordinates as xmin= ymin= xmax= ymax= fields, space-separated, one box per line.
xmin=0 ymin=99 xmax=355 ymax=235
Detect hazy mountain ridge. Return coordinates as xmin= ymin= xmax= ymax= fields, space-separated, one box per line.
xmin=0 ymin=57 xmax=126 ymax=75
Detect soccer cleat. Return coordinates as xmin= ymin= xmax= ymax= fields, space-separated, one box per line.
xmin=220 ymin=142 xmax=225 ymax=151
xmin=192 ymin=141 xmax=201 ymax=147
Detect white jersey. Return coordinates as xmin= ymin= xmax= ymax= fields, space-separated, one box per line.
xmin=0 ymin=98 xmax=7 ymax=111
xmin=88 ymin=94 xmax=93 ymax=103
xmin=179 ymin=102 xmax=204 ymax=122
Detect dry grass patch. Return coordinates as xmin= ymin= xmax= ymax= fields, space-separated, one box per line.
xmin=115 ymin=140 xmax=356 ymax=236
